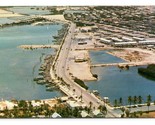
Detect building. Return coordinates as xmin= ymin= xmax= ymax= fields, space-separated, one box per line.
xmin=51 ymin=112 xmax=62 ymax=118
xmin=0 ymin=101 xmax=7 ymax=110
xmin=122 ymin=36 xmax=133 ymax=41
xmin=112 ymin=42 xmax=137 ymax=47
xmin=80 ymin=111 xmax=89 ymax=118
xmin=111 ymin=37 xmax=123 ymax=42
xmin=138 ymin=40 xmax=155 ymax=45
xmin=99 ymin=38 xmax=111 ymax=45
xmin=133 ymin=37 xmax=145 ymax=41
xmin=66 ymin=100 xmax=81 ymax=109
xmin=60 ymin=96 xmax=69 ymax=102
xmin=92 ymin=109 xmax=104 ymax=118
xmin=78 ymin=41 xmax=87 ymax=45
xmin=75 ymin=54 xmax=87 ymax=62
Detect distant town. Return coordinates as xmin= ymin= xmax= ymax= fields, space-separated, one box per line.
xmin=0 ymin=6 xmax=155 ymax=118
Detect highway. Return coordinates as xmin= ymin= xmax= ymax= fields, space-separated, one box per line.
xmin=54 ymin=22 xmax=119 ymax=117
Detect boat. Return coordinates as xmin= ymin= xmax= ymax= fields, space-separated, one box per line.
xmin=45 ymin=83 xmax=52 ymax=87
xmin=92 ymin=90 xmax=99 ymax=95
xmin=36 ymin=80 xmax=46 ymax=85
xmin=46 ymin=86 xmax=55 ymax=91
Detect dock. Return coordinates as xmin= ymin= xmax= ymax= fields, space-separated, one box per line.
xmin=18 ymin=44 xmax=59 ymax=49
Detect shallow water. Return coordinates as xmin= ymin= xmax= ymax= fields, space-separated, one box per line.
xmin=0 ymin=24 xmax=63 ymax=100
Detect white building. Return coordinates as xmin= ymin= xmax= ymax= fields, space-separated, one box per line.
xmin=138 ymin=40 xmax=155 ymax=45
xmin=99 ymin=38 xmax=111 ymax=44
xmin=92 ymin=109 xmax=104 ymax=118
xmin=80 ymin=111 xmax=89 ymax=118
xmin=133 ymin=37 xmax=145 ymax=41
xmin=122 ymin=36 xmax=133 ymax=41
xmin=111 ymin=37 xmax=123 ymax=42
xmin=51 ymin=112 xmax=62 ymax=118
xmin=113 ymin=42 xmax=137 ymax=47
xmin=66 ymin=100 xmax=81 ymax=109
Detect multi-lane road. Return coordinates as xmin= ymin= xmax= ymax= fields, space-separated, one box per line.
xmin=54 ymin=22 xmax=119 ymax=117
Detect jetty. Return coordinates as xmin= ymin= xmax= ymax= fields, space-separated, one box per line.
xmin=18 ymin=44 xmax=59 ymax=49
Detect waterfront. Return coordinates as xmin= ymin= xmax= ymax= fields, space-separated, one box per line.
xmin=0 ymin=24 xmax=63 ymax=100
xmin=87 ymin=51 xmax=155 ymax=105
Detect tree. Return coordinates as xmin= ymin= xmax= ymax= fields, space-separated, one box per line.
xmin=138 ymin=96 xmax=142 ymax=105
xmin=133 ymin=96 xmax=137 ymax=106
xmin=119 ymin=97 xmax=123 ymax=106
xmin=89 ymin=101 xmax=92 ymax=109
xmin=147 ymin=95 xmax=152 ymax=102
xmin=128 ymin=96 xmax=132 ymax=107
xmin=98 ymin=105 xmax=107 ymax=114
xmin=114 ymin=99 xmax=118 ymax=107
xmin=147 ymin=95 xmax=152 ymax=112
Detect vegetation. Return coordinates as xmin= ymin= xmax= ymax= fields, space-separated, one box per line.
xmin=138 ymin=64 xmax=155 ymax=79
xmin=92 ymin=74 xmax=98 ymax=79
xmin=0 ymin=100 xmax=53 ymax=118
xmin=74 ymin=77 xmax=88 ymax=90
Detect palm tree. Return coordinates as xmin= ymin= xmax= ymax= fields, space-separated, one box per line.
xmin=119 ymin=97 xmax=123 ymax=106
xmin=147 ymin=95 xmax=152 ymax=102
xmin=133 ymin=96 xmax=137 ymax=106
xmin=128 ymin=96 xmax=132 ymax=107
xmin=138 ymin=96 xmax=142 ymax=105
xmin=114 ymin=99 xmax=118 ymax=107
xmin=147 ymin=95 xmax=152 ymax=112
xmin=138 ymin=95 xmax=143 ymax=111
xmin=98 ymin=105 xmax=107 ymax=115
xmin=89 ymin=101 xmax=92 ymax=109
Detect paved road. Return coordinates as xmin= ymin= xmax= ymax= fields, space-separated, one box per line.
xmin=54 ymin=22 xmax=119 ymax=117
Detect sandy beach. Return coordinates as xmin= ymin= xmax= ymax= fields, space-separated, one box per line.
xmin=0 ymin=8 xmax=23 ymax=18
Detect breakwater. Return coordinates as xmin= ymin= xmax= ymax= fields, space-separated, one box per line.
xmin=18 ymin=44 xmax=59 ymax=50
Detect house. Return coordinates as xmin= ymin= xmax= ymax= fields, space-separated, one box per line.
xmin=0 ymin=101 xmax=7 ymax=110
xmin=92 ymin=109 xmax=104 ymax=118
xmin=60 ymin=96 xmax=69 ymax=102
xmin=80 ymin=111 xmax=89 ymax=118
xmin=66 ymin=100 xmax=81 ymax=109
xmin=51 ymin=112 xmax=62 ymax=118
